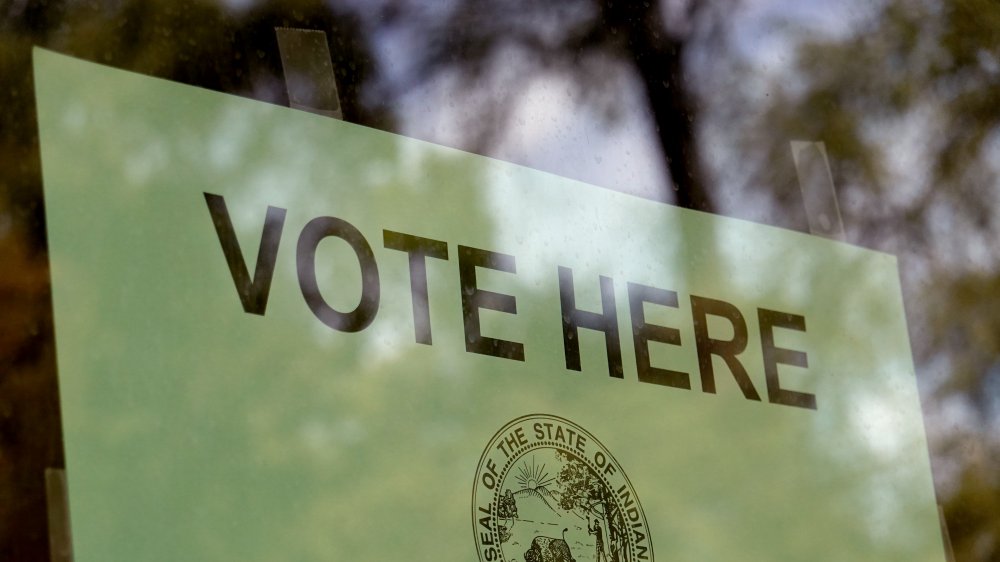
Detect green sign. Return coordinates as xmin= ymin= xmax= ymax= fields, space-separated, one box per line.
xmin=36 ymin=48 xmax=946 ymax=561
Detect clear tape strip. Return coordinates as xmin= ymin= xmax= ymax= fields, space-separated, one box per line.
xmin=791 ymin=140 xmax=845 ymax=241
xmin=45 ymin=467 xmax=73 ymax=562
xmin=938 ymin=505 xmax=957 ymax=562
xmin=275 ymin=27 xmax=343 ymax=119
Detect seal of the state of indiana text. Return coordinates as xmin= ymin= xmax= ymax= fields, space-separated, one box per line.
xmin=472 ymin=414 xmax=652 ymax=562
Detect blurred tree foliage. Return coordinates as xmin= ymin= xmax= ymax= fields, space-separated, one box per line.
xmin=2 ymin=0 xmax=1000 ymax=560
xmin=719 ymin=1 xmax=1000 ymax=559
xmin=371 ymin=0 xmax=721 ymax=211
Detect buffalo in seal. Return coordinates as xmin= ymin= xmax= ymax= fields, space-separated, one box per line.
xmin=523 ymin=529 xmax=576 ymax=562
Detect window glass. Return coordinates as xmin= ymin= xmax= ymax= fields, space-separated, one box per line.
xmin=2 ymin=1 xmax=997 ymax=560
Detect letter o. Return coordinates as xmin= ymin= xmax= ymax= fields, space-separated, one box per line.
xmin=297 ymin=216 xmax=380 ymax=332
xmin=482 ymin=472 xmax=496 ymax=490
xmin=594 ymin=450 xmax=607 ymax=468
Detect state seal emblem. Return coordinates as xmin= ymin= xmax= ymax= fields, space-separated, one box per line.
xmin=473 ymin=414 xmax=652 ymax=562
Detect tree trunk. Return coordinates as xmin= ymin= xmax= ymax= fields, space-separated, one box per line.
xmin=599 ymin=1 xmax=713 ymax=212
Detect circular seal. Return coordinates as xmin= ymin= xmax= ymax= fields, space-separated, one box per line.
xmin=472 ymin=414 xmax=652 ymax=562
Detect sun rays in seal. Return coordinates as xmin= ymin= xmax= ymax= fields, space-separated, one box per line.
xmin=513 ymin=456 xmax=561 ymax=515
xmin=515 ymin=456 xmax=555 ymax=491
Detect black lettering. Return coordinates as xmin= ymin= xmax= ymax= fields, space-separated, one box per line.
xmin=758 ymin=308 xmax=816 ymax=410
xmin=297 ymin=216 xmax=379 ymax=332
xmin=481 ymin=471 xmax=496 ymax=490
xmin=558 ymin=266 xmax=623 ymax=378
xmin=627 ymin=282 xmax=690 ymax=389
xmin=690 ymin=295 xmax=760 ymax=401
xmin=383 ymin=230 xmax=448 ymax=345
xmin=458 ymin=245 xmax=524 ymax=361
xmin=618 ymin=487 xmax=634 ymax=509
xmin=204 ymin=193 xmax=286 ymax=315
xmin=627 ymin=506 xmax=640 ymax=522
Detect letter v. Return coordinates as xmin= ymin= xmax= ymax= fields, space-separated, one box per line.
xmin=204 ymin=192 xmax=287 ymax=315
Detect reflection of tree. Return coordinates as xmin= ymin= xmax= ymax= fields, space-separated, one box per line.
xmin=0 ymin=223 xmax=59 ymax=562
xmin=555 ymin=451 xmax=624 ymax=562
xmin=371 ymin=0 xmax=726 ymax=211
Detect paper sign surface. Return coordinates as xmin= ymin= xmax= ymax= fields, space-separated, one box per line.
xmin=35 ymin=48 xmax=946 ymax=562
